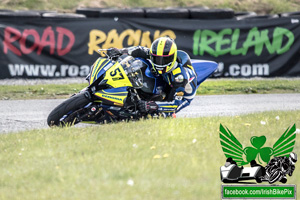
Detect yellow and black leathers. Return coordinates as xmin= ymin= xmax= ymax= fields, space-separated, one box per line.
xmin=125 ymin=46 xmax=197 ymax=114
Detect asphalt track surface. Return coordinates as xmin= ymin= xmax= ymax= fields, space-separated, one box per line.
xmin=1 ymin=93 xmax=300 ymax=133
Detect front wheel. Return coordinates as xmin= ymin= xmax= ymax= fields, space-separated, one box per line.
xmin=268 ymin=170 xmax=283 ymax=184
xmin=47 ymin=92 xmax=91 ymax=127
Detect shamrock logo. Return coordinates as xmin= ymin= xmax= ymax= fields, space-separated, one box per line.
xmin=219 ymin=124 xmax=296 ymax=166
xmin=243 ymin=136 xmax=273 ymax=164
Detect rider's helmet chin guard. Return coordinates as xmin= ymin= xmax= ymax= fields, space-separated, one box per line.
xmin=289 ymin=152 xmax=297 ymax=165
xmin=150 ymin=37 xmax=178 ymax=75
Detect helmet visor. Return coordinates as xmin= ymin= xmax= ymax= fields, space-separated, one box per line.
xmin=290 ymin=157 xmax=297 ymax=163
xmin=151 ymin=54 xmax=174 ymax=68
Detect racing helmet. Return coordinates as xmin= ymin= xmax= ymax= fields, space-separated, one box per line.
xmin=289 ymin=152 xmax=297 ymax=165
xmin=150 ymin=37 xmax=177 ymax=74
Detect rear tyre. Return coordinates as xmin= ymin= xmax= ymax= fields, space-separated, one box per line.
xmin=255 ymin=177 xmax=262 ymax=183
xmin=47 ymin=92 xmax=91 ymax=127
xmin=223 ymin=179 xmax=230 ymax=183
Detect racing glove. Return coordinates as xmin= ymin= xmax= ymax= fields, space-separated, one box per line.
xmin=106 ymin=48 xmax=123 ymax=58
xmin=138 ymin=100 xmax=158 ymax=114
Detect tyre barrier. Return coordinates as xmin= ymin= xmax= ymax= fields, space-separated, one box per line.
xmin=42 ymin=13 xmax=86 ymax=19
xmin=76 ymin=7 xmax=103 ymax=18
xmin=234 ymin=11 xmax=257 ymax=20
xmin=189 ymin=8 xmax=235 ymax=19
xmin=234 ymin=11 xmax=256 ymax=17
xmin=0 ymin=8 xmax=297 ymax=20
xmin=145 ymin=8 xmax=189 ymax=19
xmin=0 ymin=10 xmax=41 ymax=18
xmin=99 ymin=8 xmax=145 ymax=18
xmin=34 ymin=10 xmax=57 ymax=14
xmin=0 ymin=9 xmax=13 ymax=12
xmin=236 ymin=14 xmax=279 ymax=20
xmin=280 ymin=11 xmax=300 ymax=17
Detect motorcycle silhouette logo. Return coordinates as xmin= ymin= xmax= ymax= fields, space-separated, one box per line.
xmin=219 ymin=124 xmax=297 ymax=184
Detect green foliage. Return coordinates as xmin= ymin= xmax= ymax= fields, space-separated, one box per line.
xmin=0 ymin=111 xmax=299 ymax=199
xmin=2 ymin=0 xmax=82 ymax=11
xmin=0 ymin=0 xmax=299 ymax=14
xmin=6 ymin=0 xmax=43 ymax=9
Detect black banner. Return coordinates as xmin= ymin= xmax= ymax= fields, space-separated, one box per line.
xmin=0 ymin=17 xmax=300 ymax=79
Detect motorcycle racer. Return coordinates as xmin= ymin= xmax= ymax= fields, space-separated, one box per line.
xmin=107 ymin=37 xmax=197 ymax=116
xmin=265 ymin=152 xmax=297 ymax=183
xmin=48 ymin=38 xmax=216 ymax=126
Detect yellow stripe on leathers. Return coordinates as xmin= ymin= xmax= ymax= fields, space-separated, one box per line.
xmin=156 ymin=37 xmax=167 ymax=56
xmin=160 ymin=105 xmax=178 ymax=108
xmin=172 ymin=67 xmax=181 ymax=75
xmin=187 ymin=64 xmax=196 ymax=73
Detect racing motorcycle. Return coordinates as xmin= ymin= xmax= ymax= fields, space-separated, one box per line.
xmin=264 ymin=162 xmax=291 ymax=184
xmin=47 ymin=50 xmax=218 ymax=127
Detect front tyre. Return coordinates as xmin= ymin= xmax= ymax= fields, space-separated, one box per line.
xmin=268 ymin=170 xmax=283 ymax=184
xmin=47 ymin=92 xmax=91 ymax=127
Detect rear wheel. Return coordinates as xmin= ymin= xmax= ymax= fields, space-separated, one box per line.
xmin=255 ymin=177 xmax=262 ymax=183
xmin=47 ymin=92 xmax=91 ymax=127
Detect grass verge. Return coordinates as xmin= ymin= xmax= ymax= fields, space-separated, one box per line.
xmin=0 ymin=83 xmax=86 ymax=100
xmin=0 ymin=110 xmax=299 ymax=200
xmin=197 ymin=78 xmax=300 ymax=95
xmin=1 ymin=79 xmax=300 ymax=100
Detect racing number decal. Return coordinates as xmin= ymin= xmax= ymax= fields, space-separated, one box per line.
xmin=110 ymin=68 xmax=124 ymax=81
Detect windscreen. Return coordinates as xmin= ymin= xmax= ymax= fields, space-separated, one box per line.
xmin=119 ymin=56 xmax=144 ymax=89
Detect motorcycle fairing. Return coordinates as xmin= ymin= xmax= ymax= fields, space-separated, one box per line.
xmin=191 ymin=59 xmax=218 ymax=87
xmin=241 ymin=166 xmax=261 ymax=178
xmin=221 ymin=164 xmax=240 ymax=181
xmin=89 ymin=58 xmax=114 ymax=85
xmin=137 ymin=58 xmax=157 ymax=94
xmin=221 ymin=164 xmax=264 ymax=182
xmin=94 ymin=87 xmax=128 ymax=107
xmin=103 ymin=62 xmax=133 ymax=88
